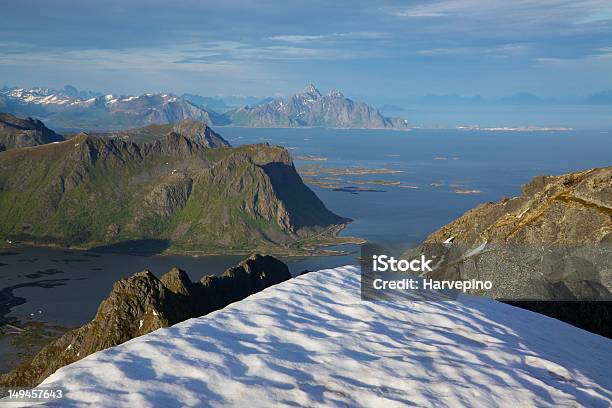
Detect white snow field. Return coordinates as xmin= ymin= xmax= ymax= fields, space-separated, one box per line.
xmin=38 ymin=266 xmax=611 ymax=407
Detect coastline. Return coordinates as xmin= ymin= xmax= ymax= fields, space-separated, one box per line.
xmin=0 ymin=235 xmax=365 ymax=258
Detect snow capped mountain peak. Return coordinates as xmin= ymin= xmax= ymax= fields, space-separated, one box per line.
xmin=328 ymin=88 xmax=344 ymax=98
xmin=301 ymin=83 xmax=321 ymax=97
xmin=1 ymin=85 xmax=104 ymax=107
xmin=228 ymin=84 xmax=409 ymax=128
xmin=0 ymin=86 xmax=216 ymax=129
xmin=4 ymin=87 xmax=74 ymax=105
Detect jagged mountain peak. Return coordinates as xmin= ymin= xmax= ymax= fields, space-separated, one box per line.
xmin=0 ymin=255 xmax=292 ymax=388
xmin=228 ymin=85 xmax=409 ymax=129
xmin=301 ymin=84 xmax=321 ymax=97
xmin=328 ymin=88 xmax=344 ymax=98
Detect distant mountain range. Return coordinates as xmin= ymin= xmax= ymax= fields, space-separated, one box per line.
xmin=227 ymin=85 xmax=409 ymax=129
xmin=3 ymin=84 xmax=610 ymax=131
xmin=0 ymin=86 xmax=223 ymax=131
xmin=0 ymin=84 xmax=409 ymax=130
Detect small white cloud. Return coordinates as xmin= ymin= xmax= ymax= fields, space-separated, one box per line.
xmin=269 ymin=35 xmax=325 ymax=43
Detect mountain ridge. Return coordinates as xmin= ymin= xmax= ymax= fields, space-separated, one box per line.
xmin=94 ymin=119 xmax=231 ymax=147
xmin=0 ymin=254 xmax=292 ymax=388
xmin=1 ymin=84 xmax=410 ymax=130
xmin=0 ymin=86 xmax=219 ymax=131
xmin=0 ymin=126 xmax=352 ymax=255
xmin=0 ymin=112 xmax=64 ymax=151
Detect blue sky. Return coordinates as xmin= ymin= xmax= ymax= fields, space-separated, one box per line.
xmin=1 ymin=0 xmax=611 ymax=103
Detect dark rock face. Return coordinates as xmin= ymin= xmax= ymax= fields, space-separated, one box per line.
xmin=227 ymin=84 xmax=409 ymax=129
xmin=503 ymin=301 xmax=612 ymax=339
xmin=0 ymin=254 xmax=291 ymax=388
xmin=0 ymin=113 xmax=64 ymax=151
xmin=405 ymin=167 xmax=612 ymax=336
xmin=198 ymin=254 xmax=291 ymax=314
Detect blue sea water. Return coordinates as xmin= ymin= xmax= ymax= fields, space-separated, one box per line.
xmin=1 ymin=128 xmax=611 ymax=329
xmin=224 ymin=127 xmax=612 ymax=248
xmin=379 ymin=103 xmax=612 ymax=130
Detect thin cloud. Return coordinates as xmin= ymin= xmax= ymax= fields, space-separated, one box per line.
xmin=269 ymin=32 xmax=390 ymax=43
xmin=392 ymin=0 xmax=612 ymax=22
xmin=535 ymin=47 xmax=612 ymax=66
xmin=418 ymin=44 xmax=526 ymax=57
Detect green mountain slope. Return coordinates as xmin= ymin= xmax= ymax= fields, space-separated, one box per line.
xmin=0 ymin=132 xmax=351 ymax=255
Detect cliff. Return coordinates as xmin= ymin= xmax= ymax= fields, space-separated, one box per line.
xmin=0 ymin=113 xmax=64 ymax=151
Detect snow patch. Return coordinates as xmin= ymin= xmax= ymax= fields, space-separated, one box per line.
xmin=465 ymin=241 xmax=487 ymax=257
xmin=517 ymin=208 xmax=530 ymax=218
xmin=39 ymin=266 xmax=611 ymax=407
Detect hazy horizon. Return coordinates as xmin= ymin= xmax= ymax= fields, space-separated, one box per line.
xmin=1 ymin=1 xmax=612 ymax=104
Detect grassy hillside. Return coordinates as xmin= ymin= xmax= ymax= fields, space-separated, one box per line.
xmin=0 ymin=133 xmax=351 ymax=255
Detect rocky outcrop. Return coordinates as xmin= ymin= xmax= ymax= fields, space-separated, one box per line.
xmin=160 ymin=267 xmax=196 ymax=297
xmin=171 ymin=120 xmax=230 ymax=148
xmin=226 ymin=84 xmax=409 ymax=129
xmin=423 ymin=167 xmax=611 ymax=246
xmin=0 ymin=113 xmax=64 ymax=151
xmin=404 ymin=167 xmax=611 ymax=336
xmin=0 ymin=254 xmax=292 ymax=388
xmin=198 ymin=254 xmax=291 ymax=314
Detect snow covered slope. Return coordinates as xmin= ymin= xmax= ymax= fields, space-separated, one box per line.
xmin=38 ymin=266 xmax=611 ymax=407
